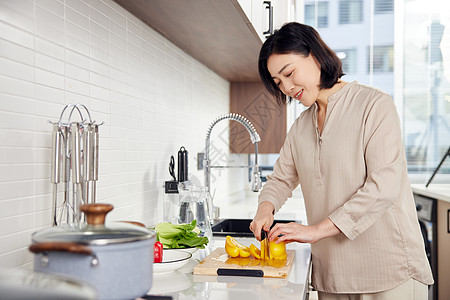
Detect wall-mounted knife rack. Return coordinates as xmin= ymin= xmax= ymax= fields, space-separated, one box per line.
xmin=48 ymin=104 xmax=103 ymax=226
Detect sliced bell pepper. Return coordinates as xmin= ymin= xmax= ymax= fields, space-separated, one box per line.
xmin=249 ymin=244 xmax=261 ymax=259
xmin=225 ymin=236 xmax=251 ymax=258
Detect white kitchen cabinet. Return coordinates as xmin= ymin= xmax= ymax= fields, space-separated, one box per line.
xmin=237 ymin=0 xmax=296 ymax=42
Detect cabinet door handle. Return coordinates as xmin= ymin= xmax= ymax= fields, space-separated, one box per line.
xmin=263 ymin=1 xmax=273 ymax=36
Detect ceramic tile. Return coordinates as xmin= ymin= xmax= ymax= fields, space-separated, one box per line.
xmin=65 ymin=35 xmax=90 ymax=56
xmin=35 ymin=20 xmax=64 ymax=46
xmin=36 ymin=52 xmax=64 ymax=75
xmin=65 ymin=63 xmax=89 ymax=82
xmin=65 ymin=20 xmax=90 ymax=42
xmin=35 ymin=68 xmax=65 ymax=89
xmin=35 ymin=37 xmax=65 ymax=60
xmin=0 ymin=3 xmax=34 ymax=32
xmin=0 ymin=0 xmax=33 ymax=18
xmin=90 ymin=8 xmax=110 ymax=29
xmin=65 ymin=77 xmax=90 ymax=96
xmin=0 ymin=57 xmax=34 ymax=82
xmin=0 ymin=229 xmax=34 ymax=253
xmin=35 ymin=0 xmax=64 ymax=18
xmin=65 ymin=0 xmax=89 ymax=18
xmin=90 ymin=19 xmax=109 ymax=41
xmin=0 ymin=38 xmax=33 ymax=66
xmin=65 ymin=6 xmax=89 ymax=31
xmin=0 ymin=248 xmax=34 ymax=270
xmin=0 ymin=214 xmax=34 ymax=236
xmin=0 ymin=21 xmax=34 ymax=49
xmin=104 ymin=0 xmax=127 ymax=26
xmin=35 ymin=5 xmax=64 ymax=30
xmin=65 ymin=49 xmax=90 ymax=69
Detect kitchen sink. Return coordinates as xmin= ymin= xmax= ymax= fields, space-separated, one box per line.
xmin=212 ymin=218 xmax=299 ymax=237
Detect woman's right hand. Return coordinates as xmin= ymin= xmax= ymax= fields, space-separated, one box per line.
xmin=249 ymin=201 xmax=275 ymax=241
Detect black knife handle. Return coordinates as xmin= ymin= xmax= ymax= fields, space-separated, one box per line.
xmin=217 ymin=268 xmax=264 ymax=277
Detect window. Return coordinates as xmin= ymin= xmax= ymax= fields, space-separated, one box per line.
xmin=305 ymin=2 xmax=329 ymax=28
xmin=375 ymin=0 xmax=394 ymax=14
xmin=335 ymin=49 xmax=357 ymax=74
xmin=339 ymin=0 xmax=363 ymax=24
xmin=300 ymin=0 xmax=450 ymax=177
xmin=401 ymin=2 xmax=450 ymax=176
xmin=367 ymin=45 xmax=394 ymax=73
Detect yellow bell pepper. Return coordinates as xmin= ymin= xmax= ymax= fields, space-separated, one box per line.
xmin=249 ymin=243 xmax=261 ymax=259
xmin=269 ymin=239 xmax=287 ymax=260
xmin=225 ymin=236 xmax=251 ymax=258
xmin=253 ymin=237 xmax=287 ymax=260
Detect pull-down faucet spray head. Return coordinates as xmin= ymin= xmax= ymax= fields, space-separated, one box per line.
xmin=250 ymin=143 xmax=262 ymax=192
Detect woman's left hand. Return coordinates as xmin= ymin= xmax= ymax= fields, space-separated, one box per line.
xmin=269 ymin=218 xmax=341 ymax=244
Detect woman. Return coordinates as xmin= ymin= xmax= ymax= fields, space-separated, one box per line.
xmin=249 ymin=22 xmax=433 ymax=299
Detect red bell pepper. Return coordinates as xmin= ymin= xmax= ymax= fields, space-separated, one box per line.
xmin=154 ymin=241 xmax=163 ymax=263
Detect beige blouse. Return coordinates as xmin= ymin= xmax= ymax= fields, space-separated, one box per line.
xmin=258 ymin=81 xmax=433 ymax=293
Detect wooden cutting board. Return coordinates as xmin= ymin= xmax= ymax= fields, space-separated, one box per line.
xmin=193 ymin=247 xmax=295 ymax=278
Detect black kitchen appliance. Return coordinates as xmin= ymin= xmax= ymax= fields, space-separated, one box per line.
xmin=414 ymin=193 xmax=437 ymax=300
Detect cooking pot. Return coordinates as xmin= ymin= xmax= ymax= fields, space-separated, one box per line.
xmin=29 ymin=203 xmax=155 ymax=300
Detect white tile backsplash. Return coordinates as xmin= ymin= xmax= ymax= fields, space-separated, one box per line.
xmin=0 ymin=2 xmax=34 ymax=32
xmin=36 ymin=37 xmax=65 ymax=60
xmin=0 ymin=0 xmax=239 ymax=269
xmin=35 ymin=0 xmax=64 ymax=18
xmin=0 ymin=21 xmax=34 ymax=48
xmin=0 ymin=38 xmax=34 ymax=65
xmin=35 ymin=21 xmax=64 ymax=46
xmin=35 ymin=52 xmax=65 ymax=75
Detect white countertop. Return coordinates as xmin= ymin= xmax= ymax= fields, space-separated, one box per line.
xmin=147 ymin=237 xmax=312 ymax=300
xmin=410 ymin=183 xmax=450 ymax=202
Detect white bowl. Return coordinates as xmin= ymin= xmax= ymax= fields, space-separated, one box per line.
xmin=153 ymin=249 xmax=192 ymax=275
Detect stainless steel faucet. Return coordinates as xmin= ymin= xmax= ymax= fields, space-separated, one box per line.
xmin=203 ymin=113 xmax=262 ymax=221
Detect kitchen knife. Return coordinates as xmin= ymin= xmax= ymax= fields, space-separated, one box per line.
xmin=261 ymin=229 xmax=270 ymax=260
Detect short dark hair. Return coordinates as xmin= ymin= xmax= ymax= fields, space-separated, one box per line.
xmin=258 ymin=22 xmax=344 ymax=106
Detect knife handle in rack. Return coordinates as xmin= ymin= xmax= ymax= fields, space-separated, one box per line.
xmin=217 ymin=268 xmax=264 ymax=277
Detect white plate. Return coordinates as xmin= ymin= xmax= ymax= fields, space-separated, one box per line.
xmin=165 ymin=247 xmax=199 ymax=255
xmin=153 ymin=249 xmax=192 ymax=275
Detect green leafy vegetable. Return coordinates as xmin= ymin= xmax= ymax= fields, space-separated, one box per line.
xmin=154 ymin=220 xmax=209 ymax=249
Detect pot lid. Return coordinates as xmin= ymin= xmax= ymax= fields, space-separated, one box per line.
xmin=32 ymin=204 xmax=155 ymax=245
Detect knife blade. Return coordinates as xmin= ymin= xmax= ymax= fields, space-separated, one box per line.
xmin=261 ymin=229 xmax=270 ymax=260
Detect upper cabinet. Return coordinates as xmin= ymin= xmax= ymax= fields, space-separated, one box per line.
xmin=238 ymin=0 xmax=294 ymax=42
xmin=114 ymin=0 xmax=262 ymax=82
xmin=114 ymin=0 xmax=296 ymax=82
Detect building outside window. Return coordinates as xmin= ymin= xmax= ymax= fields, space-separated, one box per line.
xmin=336 ymin=48 xmax=358 ymax=74
xmin=375 ymin=0 xmax=394 ymax=14
xmin=339 ymin=0 xmax=363 ymax=24
xmin=368 ymin=45 xmax=394 ymax=73
xmin=305 ymin=1 xmax=329 ymax=28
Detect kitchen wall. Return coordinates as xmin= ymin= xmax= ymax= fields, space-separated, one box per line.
xmin=0 ymin=0 xmax=245 ymax=269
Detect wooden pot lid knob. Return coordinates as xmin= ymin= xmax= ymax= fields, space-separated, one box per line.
xmin=80 ymin=203 xmax=114 ymax=226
